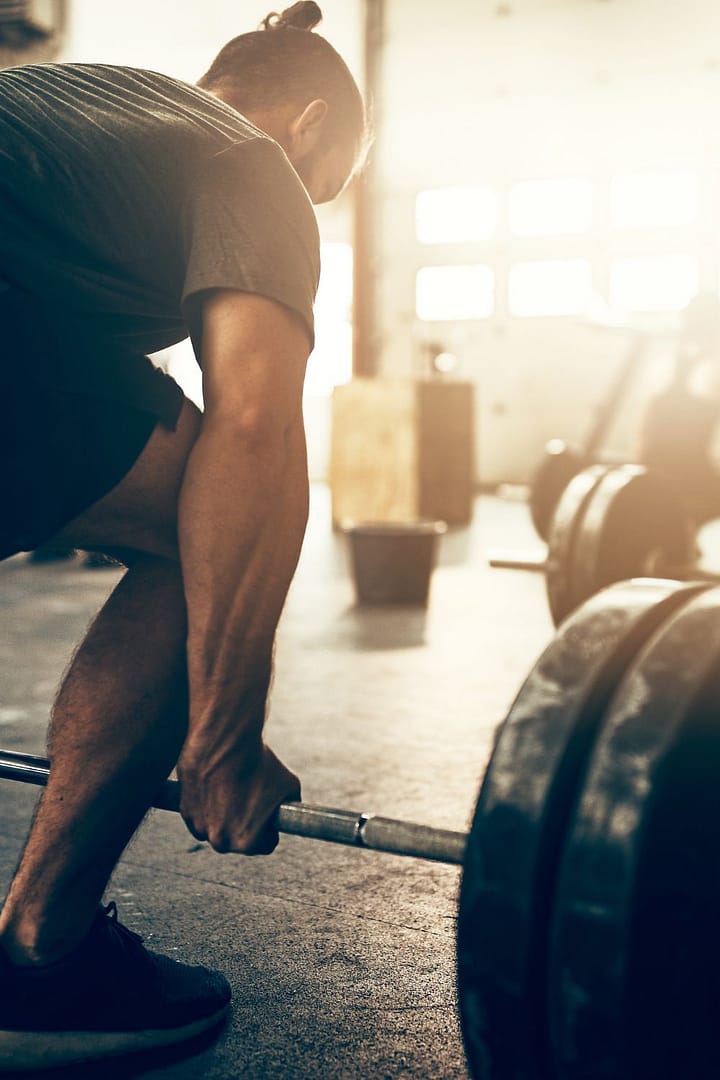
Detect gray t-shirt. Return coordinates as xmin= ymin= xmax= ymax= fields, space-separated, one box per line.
xmin=0 ymin=63 xmax=321 ymax=356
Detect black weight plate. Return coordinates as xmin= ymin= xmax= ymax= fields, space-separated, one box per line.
xmin=456 ymin=578 xmax=707 ymax=1080
xmin=568 ymin=465 xmax=693 ymax=621
xmin=549 ymin=585 xmax=720 ymax=1080
xmin=529 ymin=441 xmax=586 ymax=542
xmin=545 ymin=465 xmax=612 ymax=626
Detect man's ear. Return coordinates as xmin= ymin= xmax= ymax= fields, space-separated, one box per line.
xmin=287 ymin=99 xmax=328 ymax=161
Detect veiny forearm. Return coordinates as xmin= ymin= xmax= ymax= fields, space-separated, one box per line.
xmin=177 ymin=411 xmax=309 ymax=755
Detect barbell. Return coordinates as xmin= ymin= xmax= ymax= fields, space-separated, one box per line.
xmin=544 ymin=463 xmax=697 ymax=624
xmin=527 ymin=439 xmax=586 ymax=542
xmin=0 ymin=748 xmax=467 ymax=865
xmin=2 ymin=575 xmax=719 ymax=1079
xmin=491 ymin=462 xmax=712 ymax=626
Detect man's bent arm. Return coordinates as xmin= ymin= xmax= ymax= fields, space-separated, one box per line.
xmin=176 ymin=290 xmax=312 ymax=853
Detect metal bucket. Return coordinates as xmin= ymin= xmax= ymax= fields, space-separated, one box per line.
xmin=342 ymin=520 xmax=447 ymax=606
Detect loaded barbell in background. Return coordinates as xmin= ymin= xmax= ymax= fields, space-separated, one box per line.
xmin=491 ymin=462 xmax=717 ymax=625
xmin=527 ymin=438 xmax=586 ymax=542
xmin=1 ymin=577 xmax=719 ymax=1078
xmin=544 ymin=463 xmax=699 ymax=623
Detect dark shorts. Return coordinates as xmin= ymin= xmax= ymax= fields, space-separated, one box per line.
xmin=0 ymin=287 xmax=186 ymax=560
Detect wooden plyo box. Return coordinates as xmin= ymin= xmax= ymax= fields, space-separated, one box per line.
xmin=329 ymin=378 xmax=475 ymax=526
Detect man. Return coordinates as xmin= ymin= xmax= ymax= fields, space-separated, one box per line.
xmin=0 ymin=1 xmax=367 ymax=1069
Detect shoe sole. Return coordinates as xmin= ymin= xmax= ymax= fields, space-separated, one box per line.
xmin=0 ymin=1003 xmax=230 ymax=1071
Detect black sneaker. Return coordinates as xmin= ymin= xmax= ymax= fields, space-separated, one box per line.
xmin=0 ymin=902 xmax=231 ymax=1072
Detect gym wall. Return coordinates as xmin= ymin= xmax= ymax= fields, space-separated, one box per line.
xmin=372 ymin=0 xmax=720 ymax=485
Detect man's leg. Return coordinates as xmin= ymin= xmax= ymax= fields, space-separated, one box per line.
xmin=0 ymin=396 xmax=232 ymax=1069
xmin=0 ymin=556 xmax=189 ymax=965
xmin=0 ymin=400 xmax=201 ymax=966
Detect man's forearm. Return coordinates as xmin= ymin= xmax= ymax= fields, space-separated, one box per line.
xmin=177 ymin=410 xmax=309 ymax=757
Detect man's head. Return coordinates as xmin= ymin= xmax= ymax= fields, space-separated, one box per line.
xmin=197 ymin=2 xmax=369 ymax=204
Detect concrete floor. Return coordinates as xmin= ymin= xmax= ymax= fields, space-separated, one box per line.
xmin=0 ymin=488 xmax=553 ymax=1079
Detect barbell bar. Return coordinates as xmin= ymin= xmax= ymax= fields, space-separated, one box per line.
xmin=0 ymin=748 xmax=467 ymax=866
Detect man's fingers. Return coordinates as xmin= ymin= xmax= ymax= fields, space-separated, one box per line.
xmin=242 ymin=820 xmax=279 ymax=856
xmin=204 ymin=821 xmax=278 ymax=855
xmin=181 ymin=794 xmax=278 ymax=854
xmin=179 ymin=787 xmax=208 ymax=842
xmin=178 ymin=747 xmax=302 ymax=854
xmin=181 ymin=810 xmax=208 ymax=843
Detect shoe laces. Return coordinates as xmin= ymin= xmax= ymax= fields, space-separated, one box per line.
xmin=101 ymin=901 xmax=149 ymax=964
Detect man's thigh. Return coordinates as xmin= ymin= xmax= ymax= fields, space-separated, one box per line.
xmin=1 ymin=287 xmax=198 ymax=561
xmin=50 ymin=398 xmax=201 ymax=560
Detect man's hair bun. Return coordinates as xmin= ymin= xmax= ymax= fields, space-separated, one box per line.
xmin=260 ymin=3 xmax=323 ymax=32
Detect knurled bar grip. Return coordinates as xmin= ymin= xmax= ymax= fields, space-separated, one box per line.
xmin=0 ymin=749 xmax=466 ymax=866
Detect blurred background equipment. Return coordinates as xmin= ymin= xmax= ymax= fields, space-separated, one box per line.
xmin=636 ymin=292 xmax=720 ymax=523
xmin=493 ymin=455 xmax=720 ymax=628
xmin=528 ymin=438 xmax=586 ymax=542
xmin=0 ymin=0 xmax=67 ymax=65
xmin=527 ymin=332 xmax=649 ymax=540
xmin=490 ymin=291 xmax=720 ymax=618
xmin=544 ymin=464 xmax=696 ymax=625
xmin=341 ymin=518 xmax=446 ymax=605
xmin=329 ymin=376 xmax=475 ymax=527
xmin=486 ymin=327 xmax=656 ymax=570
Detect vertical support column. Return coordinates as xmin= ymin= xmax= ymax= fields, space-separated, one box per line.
xmin=352 ymin=0 xmax=384 ymax=378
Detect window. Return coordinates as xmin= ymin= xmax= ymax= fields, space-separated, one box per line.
xmin=610 ymin=171 xmax=699 ymax=229
xmin=508 ymin=259 xmax=593 ymax=317
xmin=509 ymin=177 xmax=593 ymax=237
xmin=416 ymin=264 xmax=495 ymax=321
xmin=154 ymin=339 xmax=202 ymax=409
xmin=305 ymin=242 xmax=353 ymax=396
xmin=416 ymin=186 xmax=498 ymax=244
xmin=609 ymin=254 xmax=699 ymax=312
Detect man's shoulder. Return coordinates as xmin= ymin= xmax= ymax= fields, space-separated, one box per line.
xmin=12 ymin=61 xmax=193 ymax=92
xmin=1 ymin=62 xmax=251 ymax=132
xmin=0 ymin=61 xmax=180 ymax=91
xmin=64 ymin=63 xmax=210 ymax=105
xmin=192 ymin=137 xmax=319 ymax=239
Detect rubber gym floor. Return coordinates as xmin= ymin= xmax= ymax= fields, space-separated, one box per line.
xmin=0 ymin=487 xmax=553 ymax=1080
